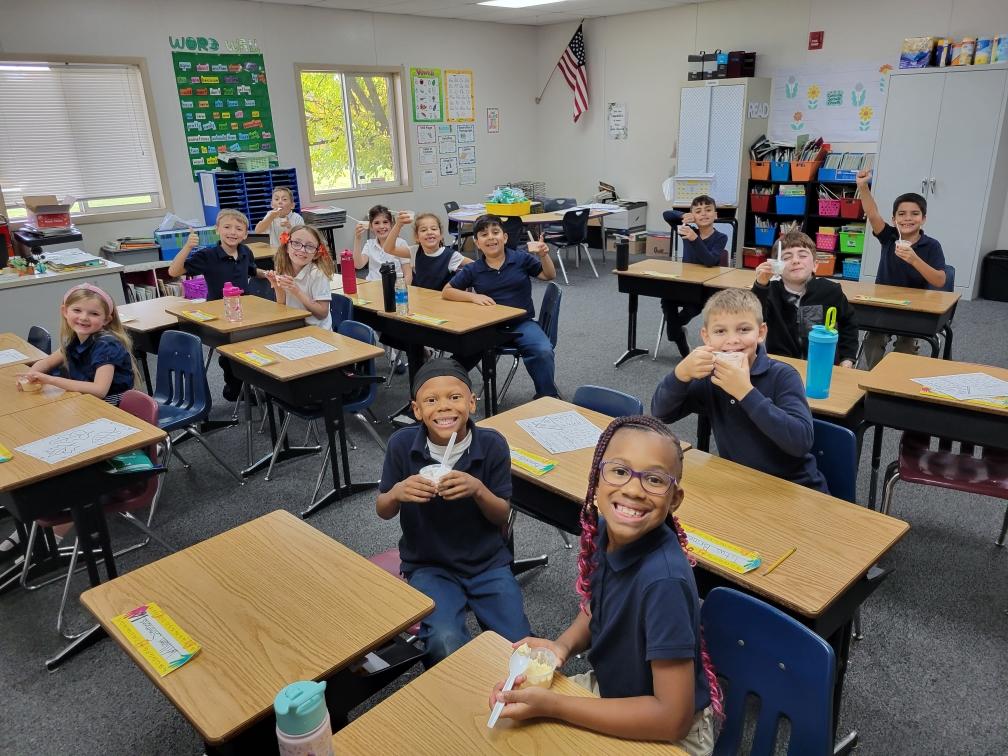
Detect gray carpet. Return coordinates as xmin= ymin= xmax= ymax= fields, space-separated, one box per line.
xmin=2 ymin=251 xmax=1006 ymax=755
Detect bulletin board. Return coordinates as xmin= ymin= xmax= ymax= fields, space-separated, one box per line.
xmin=172 ymin=51 xmax=277 ymax=180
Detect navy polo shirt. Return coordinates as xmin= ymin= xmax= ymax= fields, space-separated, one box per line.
xmin=379 ymin=421 xmax=513 ymax=578
xmin=183 ymin=243 xmax=257 ymax=300
xmin=681 ymin=229 xmax=728 ymax=267
xmin=587 ymin=519 xmax=711 ymax=714
xmin=874 ymin=223 xmax=945 ymax=289
xmin=447 ymin=247 xmax=542 ymax=319
xmin=62 ymin=333 xmax=134 ymax=397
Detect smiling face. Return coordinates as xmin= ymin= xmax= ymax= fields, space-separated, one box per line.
xmin=690 ymin=201 xmax=716 ymax=230
xmin=415 ymin=214 xmax=444 ymax=252
xmin=62 ymin=294 xmax=112 ymax=342
xmin=596 ymin=428 xmax=684 ymax=551
xmin=216 ymin=215 xmax=248 ymax=251
xmin=780 ymin=244 xmax=816 ymax=288
xmin=412 ymin=375 xmax=476 ymax=445
xmin=286 ymin=227 xmax=320 ymax=272
xmin=272 ymin=188 xmax=293 ymax=216
xmin=893 ymin=201 xmax=925 ymax=240
xmin=474 ymin=223 xmax=507 ymax=261
xmin=370 ymin=212 xmax=393 ymax=242
xmin=702 ymin=309 xmax=767 ymax=367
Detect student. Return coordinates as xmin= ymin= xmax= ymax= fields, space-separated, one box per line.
xmin=652 ymin=288 xmax=828 ymax=493
xmin=856 ymin=169 xmax=946 ymax=368
xmin=490 ymin=415 xmax=720 ymax=753
xmin=661 ymin=196 xmax=727 ymax=357
xmin=253 ymin=186 xmax=304 ymax=247
xmin=377 ymin=359 xmax=532 ymax=666
xmin=352 ymin=204 xmax=412 ymax=284
xmin=384 ymin=210 xmax=471 ymax=291
xmin=167 ymin=208 xmax=269 ymax=401
xmin=752 ymin=230 xmax=858 ymax=367
xmin=268 ymin=224 xmax=334 ymax=330
xmin=442 ymin=214 xmax=559 ymax=399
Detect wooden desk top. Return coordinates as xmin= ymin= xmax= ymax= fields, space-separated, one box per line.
xmin=0 ymin=363 xmax=75 ymax=417
xmin=246 ymin=241 xmax=278 ymax=261
xmin=615 ymin=260 xmax=731 ymax=284
xmin=352 ymin=280 xmax=528 ymax=335
xmin=0 ymin=394 xmax=166 ymax=493
xmin=857 ymin=352 xmax=1008 ymax=418
xmin=80 ymin=510 xmax=434 ymax=744
xmin=704 ymin=268 xmax=757 ymax=290
xmin=217 ymin=325 xmax=384 ymax=381
xmin=332 ymin=631 xmax=685 ymax=755
xmin=448 ymin=208 xmax=609 ymax=224
xmin=772 ymin=355 xmax=865 ymax=419
xmin=164 ymin=295 xmax=308 ymax=335
xmin=118 ymin=296 xmax=187 ymax=333
xmin=0 ymin=332 xmax=48 ymax=366
xmin=679 ymin=449 xmax=908 ymax=617
xmin=838 ymin=280 xmax=960 ymax=315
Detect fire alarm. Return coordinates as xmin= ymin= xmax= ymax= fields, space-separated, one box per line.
xmin=809 ymin=31 xmax=824 ymax=50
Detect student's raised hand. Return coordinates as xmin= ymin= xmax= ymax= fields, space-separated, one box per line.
xmin=681 ymin=212 xmax=695 ymax=225
xmin=674 ymin=345 xmax=716 ymax=382
xmin=526 ymin=233 xmax=549 ymax=257
xmin=677 ymin=224 xmax=698 ymax=241
xmin=856 ymin=169 xmax=872 ymax=189
xmin=754 ymin=260 xmax=774 ymax=286
xmin=185 ymin=229 xmax=199 ymax=249
xmin=274 ymin=274 xmax=296 ymax=291
xmin=437 ymin=470 xmax=482 ymax=500
xmin=395 ymin=474 xmax=438 ymax=503
xmin=711 ymin=354 xmax=753 ymax=401
xmin=894 ymin=241 xmax=918 ymax=264
xmin=471 ymin=294 xmax=496 ymax=306
xmin=396 ymin=210 xmax=412 ymax=226
xmin=489 ymin=679 xmax=556 ymax=721
xmin=354 ymin=222 xmax=367 ymax=241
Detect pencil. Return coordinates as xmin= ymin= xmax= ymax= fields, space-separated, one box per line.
xmin=762 ymin=546 xmax=796 ymax=576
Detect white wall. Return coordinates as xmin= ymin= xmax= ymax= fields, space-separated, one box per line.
xmin=533 ymin=0 xmax=1008 ymax=250
xmin=0 ymin=0 xmax=540 ymax=252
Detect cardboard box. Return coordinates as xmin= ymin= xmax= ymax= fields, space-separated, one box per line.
xmin=605 ymin=230 xmax=647 ymax=254
xmin=23 ymin=195 xmax=75 ymax=229
xmin=645 ymin=231 xmax=671 ymax=258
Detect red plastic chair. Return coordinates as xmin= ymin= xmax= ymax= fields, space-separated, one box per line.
xmin=880 ymin=433 xmax=1008 ymax=546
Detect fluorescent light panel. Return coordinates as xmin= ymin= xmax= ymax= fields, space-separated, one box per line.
xmin=478 ymin=0 xmax=569 ymax=8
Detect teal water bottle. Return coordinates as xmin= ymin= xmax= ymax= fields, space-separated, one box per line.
xmin=805 ymin=314 xmax=838 ymax=399
xmin=274 ymin=680 xmax=333 ymax=756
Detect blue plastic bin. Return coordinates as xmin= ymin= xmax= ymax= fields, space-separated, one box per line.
xmin=754 ymin=225 xmax=777 ymax=247
xmin=775 ymin=195 xmax=807 ymax=215
xmin=156 ymin=226 xmax=219 ymax=260
xmin=842 ymin=258 xmax=861 ymax=280
xmin=770 ymin=161 xmax=790 ymax=181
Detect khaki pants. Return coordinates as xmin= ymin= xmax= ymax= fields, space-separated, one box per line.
xmin=861 ymin=332 xmax=919 ymax=369
xmin=569 ymin=671 xmax=716 ymax=756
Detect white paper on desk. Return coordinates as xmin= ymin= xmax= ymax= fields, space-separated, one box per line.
xmin=0 ymin=348 xmax=29 ymax=366
xmin=265 ymin=336 xmax=337 ymax=361
xmin=516 ymin=411 xmax=603 ymax=454
xmin=16 ymin=418 xmax=140 ymax=465
xmin=910 ymin=373 xmax=1008 ymax=400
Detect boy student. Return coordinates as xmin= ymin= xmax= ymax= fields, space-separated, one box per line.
xmin=661 ymin=196 xmax=728 ymax=358
xmin=443 ymin=214 xmax=560 ymax=399
xmin=652 ymin=288 xmax=828 ymax=493
xmin=856 ymin=169 xmax=946 ymax=368
xmin=168 ymin=209 xmax=270 ymax=401
xmin=752 ymin=230 xmax=858 ymax=367
xmin=377 ymin=359 xmax=532 ymax=665
xmin=253 ymin=186 xmax=304 ymax=247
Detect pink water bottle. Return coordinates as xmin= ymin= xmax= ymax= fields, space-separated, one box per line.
xmin=222 ymin=282 xmax=243 ymax=322
xmin=274 ymin=680 xmax=333 ymax=756
xmin=340 ymin=249 xmax=357 ymax=295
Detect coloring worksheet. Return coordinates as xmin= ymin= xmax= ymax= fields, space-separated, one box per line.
xmin=910 ymin=373 xmax=1008 ymax=400
xmin=265 ymin=336 xmax=337 ymax=361
xmin=16 ymin=419 xmax=140 ymax=465
xmin=0 ymin=349 xmax=29 ymax=366
xmin=516 ymin=411 xmax=603 ymax=454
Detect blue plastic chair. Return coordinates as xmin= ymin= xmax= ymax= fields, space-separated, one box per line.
xmin=497 ymin=282 xmax=562 ymax=405
xmin=811 ymin=419 xmax=857 ymax=503
xmin=153 ymin=330 xmax=242 ymax=482
xmin=26 ymin=325 xmax=51 ymax=354
xmin=702 ymin=587 xmax=836 ymax=756
xmin=330 ymin=293 xmax=354 ymax=331
xmin=572 ymin=385 xmax=643 ymax=418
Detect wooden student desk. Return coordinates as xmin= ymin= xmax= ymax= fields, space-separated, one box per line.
xmin=218 ymin=326 xmax=384 ymax=518
xmin=0 ymin=363 xmax=75 ymax=417
xmin=332 ymin=631 xmax=685 ymax=756
xmin=349 ymin=280 xmax=528 ymax=416
xmin=246 ymin=241 xmax=278 ymax=263
xmin=613 ymin=260 xmax=731 ymax=368
xmin=857 ymin=352 xmax=1008 ymax=507
xmin=703 ymin=267 xmax=757 ymax=290
xmin=164 ymin=295 xmax=308 ymax=348
xmin=118 ymin=295 xmax=188 ymax=392
xmin=81 ymin=510 xmax=434 ymax=750
xmin=0 ymin=332 xmax=48 ymax=367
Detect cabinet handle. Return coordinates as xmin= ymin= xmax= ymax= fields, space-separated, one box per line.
xmin=930 ymin=178 xmax=936 ymax=194
xmin=921 ymin=178 xmax=928 ymax=195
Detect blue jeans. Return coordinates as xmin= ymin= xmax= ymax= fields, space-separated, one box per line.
xmin=407 ymin=565 xmax=532 ymax=666
xmin=456 ymin=319 xmax=558 ymax=399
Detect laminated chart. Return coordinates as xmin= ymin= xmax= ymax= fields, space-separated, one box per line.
xmin=516 ymin=411 xmax=603 ymax=454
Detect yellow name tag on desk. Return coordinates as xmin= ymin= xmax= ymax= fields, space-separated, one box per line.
xmin=181 ymin=309 xmax=216 ymax=322
xmin=234 ymin=349 xmax=276 ymax=367
xmin=408 ymin=313 xmax=449 ymax=325
xmin=854 ymin=295 xmax=910 ymax=306
xmin=111 ymin=603 xmax=201 ymax=677
xmin=640 ymin=270 xmax=680 ymax=280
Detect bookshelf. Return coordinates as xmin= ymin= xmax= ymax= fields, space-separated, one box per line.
xmin=197 ymin=167 xmax=301 ymax=226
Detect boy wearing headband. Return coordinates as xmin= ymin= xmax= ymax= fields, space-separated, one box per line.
xmin=377 ymin=358 xmax=531 ymax=666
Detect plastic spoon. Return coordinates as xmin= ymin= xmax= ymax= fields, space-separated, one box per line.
xmin=441 ymin=431 xmax=457 ymax=468
xmin=487 ymin=651 xmax=531 ymax=728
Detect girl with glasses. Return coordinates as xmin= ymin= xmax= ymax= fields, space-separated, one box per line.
xmin=269 ymin=224 xmax=335 ymax=329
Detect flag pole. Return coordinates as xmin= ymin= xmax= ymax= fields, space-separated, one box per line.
xmin=534 ymin=19 xmax=584 ymax=104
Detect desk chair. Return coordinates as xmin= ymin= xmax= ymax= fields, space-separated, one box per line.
xmin=702 ymin=587 xmax=836 ymax=756
xmin=541 ymin=197 xmax=577 ymax=236
xmin=498 ymin=215 xmax=525 ymax=248
xmin=444 ymin=201 xmax=473 ymax=253
xmin=544 ymin=208 xmax=595 ymax=284
xmin=496 ymin=282 xmax=562 ymax=406
xmin=572 ymin=385 xmax=643 ymax=417
xmin=330 ymin=293 xmax=354 ymax=330
xmin=27 ymin=325 xmax=52 ymax=354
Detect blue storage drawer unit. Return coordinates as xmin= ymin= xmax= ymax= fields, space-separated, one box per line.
xmin=198 ymin=168 xmax=301 ymax=226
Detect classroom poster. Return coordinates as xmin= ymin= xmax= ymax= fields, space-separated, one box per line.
xmin=486 ymin=108 xmax=500 ymax=133
xmin=438 ymin=132 xmax=457 ymax=155
xmin=421 ymin=167 xmax=437 ymax=187
xmin=439 ymin=156 xmax=458 ymax=176
xmin=456 ymin=123 xmax=476 ymax=144
xmin=607 ymin=102 xmax=627 ymax=140
xmin=418 ymin=145 xmax=436 ymax=165
xmin=444 ymin=69 xmax=475 ymax=123
xmin=416 ymin=124 xmax=436 ymax=144
xmin=458 ymin=146 xmax=476 ymax=166
xmin=459 ymin=165 xmax=476 ymax=185
xmin=171 ymin=49 xmax=276 ymax=180
xmin=769 ymin=64 xmax=891 ymax=143
xmin=410 ymin=67 xmax=443 ymax=122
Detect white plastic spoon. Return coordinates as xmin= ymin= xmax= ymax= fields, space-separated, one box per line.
xmin=487 ymin=651 xmax=531 ymax=728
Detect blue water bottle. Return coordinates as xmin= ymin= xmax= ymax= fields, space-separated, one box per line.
xmin=805 ymin=308 xmax=838 ymax=399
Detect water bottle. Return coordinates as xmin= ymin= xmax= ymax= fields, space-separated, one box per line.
xmin=274 ymin=680 xmax=333 ymax=756
xmin=339 ymin=249 xmax=357 ymax=295
xmin=394 ymin=271 xmax=409 ymax=315
xmin=222 ymin=282 xmax=243 ymax=322
xmin=805 ymin=324 xmax=838 ymax=399
xmin=380 ymin=262 xmax=397 ymax=312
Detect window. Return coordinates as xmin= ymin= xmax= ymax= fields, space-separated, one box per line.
xmin=0 ymin=58 xmax=167 ymax=222
xmin=297 ymin=66 xmax=410 ymax=199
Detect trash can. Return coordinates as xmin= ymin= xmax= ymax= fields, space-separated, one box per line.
xmin=979 ymin=250 xmax=1008 ymax=302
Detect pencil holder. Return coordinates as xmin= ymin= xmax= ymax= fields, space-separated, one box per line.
xmin=769 ymin=161 xmax=790 ymax=181
xmin=750 ymin=193 xmax=773 ymax=213
xmin=839 ymin=198 xmax=863 ymax=219
xmin=750 ymin=160 xmax=771 ymax=180
xmin=818 ymin=198 xmax=841 ymax=217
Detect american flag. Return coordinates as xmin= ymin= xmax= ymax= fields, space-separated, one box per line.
xmin=557 ymin=24 xmax=588 ymax=122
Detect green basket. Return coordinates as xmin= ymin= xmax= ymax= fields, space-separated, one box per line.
xmin=838 ymin=231 xmax=865 ymax=255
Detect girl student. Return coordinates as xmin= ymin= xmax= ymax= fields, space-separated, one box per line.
xmin=383 ymin=210 xmax=472 ymax=291
xmin=489 ymin=415 xmax=722 ymax=754
xmin=268 ymin=224 xmax=335 ymax=330
xmin=254 ymin=186 xmax=304 ymax=247
xmin=352 ymin=204 xmax=412 ymax=285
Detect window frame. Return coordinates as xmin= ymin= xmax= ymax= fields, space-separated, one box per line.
xmin=294 ymin=63 xmax=413 ymax=202
xmin=0 ymin=54 xmax=171 ymax=227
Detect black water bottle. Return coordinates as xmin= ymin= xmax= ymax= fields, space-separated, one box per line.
xmin=380 ymin=262 xmax=397 ymax=312
xmin=616 ymin=240 xmax=630 ymax=271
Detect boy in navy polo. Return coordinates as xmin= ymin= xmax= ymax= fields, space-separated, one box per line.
xmin=856 ymin=169 xmax=947 ymax=368
xmin=167 ymin=208 xmax=270 ymax=400
xmin=442 ymin=215 xmax=559 ymax=398
xmin=377 ymin=359 xmax=531 ymax=666
xmin=652 ymin=288 xmax=828 ymax=493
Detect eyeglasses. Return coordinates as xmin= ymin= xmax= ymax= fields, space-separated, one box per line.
xmin=598 ymin=460 xmax=677 ymax=496
xmin=289 ymin=239 xmax=319 ymax=254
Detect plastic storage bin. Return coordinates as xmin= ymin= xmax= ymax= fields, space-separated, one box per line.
xmin=181 ymin=276 xmax=208 ymax=299
xmin=839 ymin=198 xmax=863 ymax=219
xmin=750 ymin=193 xmax=773 ymax=213
xmin=838 ymin=231 xmax=865 ymax=254
xmin=842 ymin=258 xmax=862 ymax=280
xmin=791 ymin=160 xmax=822 ymax=182
xmin=775 ymin=195 xmax=807 ymax=215
xmin=743 ymin=249 xmax=767 ymax=269
xmin=770 ymin=161 xmax=790 ymax=181
xmin=818 ymin=198 xmax=841 ymax=217
xmin=750 ymin=161 xmax=770 ymax=180
xmin=754 ymin=225 xmax=777 ymax=246
xmin=155 ymin=226 xmax=219 ymax=260
xmin=815 ymin=253 xmax=836 ymax=276
xmin=815 ymin=232 xmax=838 ymax=251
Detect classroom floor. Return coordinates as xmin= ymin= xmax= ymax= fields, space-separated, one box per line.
xmin=2 ymin=251 xmax=1007 ymax=755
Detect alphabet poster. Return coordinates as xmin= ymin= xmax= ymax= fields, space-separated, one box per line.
xmin=410 ymin=67 xmax=443 ymax=122
xmin=444 ymin=69 xmax=475 ymax=123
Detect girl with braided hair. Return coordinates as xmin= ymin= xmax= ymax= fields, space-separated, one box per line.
xmin=490 ymin=415 xmax=721 ymax=754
